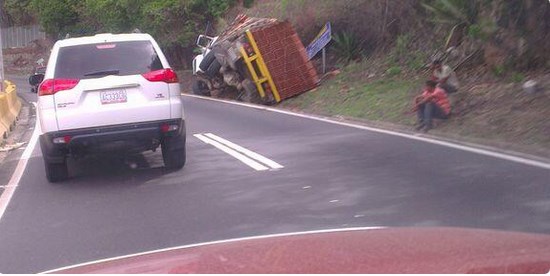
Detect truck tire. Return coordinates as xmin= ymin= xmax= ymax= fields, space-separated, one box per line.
xmin=205 ymin=60 xmax=222 ymax=77
xmin=199 ymin=51 xmax=216 ymax=72
xmin=192 ymin=79 xmax=210 ymax=96
xmin=45 ymin=159 xmax=69 ymax=183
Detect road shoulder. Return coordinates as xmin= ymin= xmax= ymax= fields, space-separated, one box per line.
xmin=0 ymin=95 xmax=36 ymax=189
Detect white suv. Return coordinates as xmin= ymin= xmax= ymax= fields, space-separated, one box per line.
xmin=31 ymin=33 xmax=186 ymax=182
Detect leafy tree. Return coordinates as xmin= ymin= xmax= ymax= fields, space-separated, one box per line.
xmin=18 ymin=0 xmax=242 ymax=68
xmin=79 ymin=0 xmax=145 ymax=33
xmin=3 ymin=0 xmax=35 ymax=26
xmin=206 ymin=0 xmax=236 ymax=18
xmin=29 ymin=0 xmax=80 ymax=37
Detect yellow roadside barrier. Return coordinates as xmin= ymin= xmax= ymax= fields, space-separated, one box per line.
xmin=0 ymin=80 xmax=22 ymax=142
xmin=0 ymin=93 xmax=10 ymax=140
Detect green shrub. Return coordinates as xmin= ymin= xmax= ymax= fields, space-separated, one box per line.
xmin=395 ymin=34 xmax=409 ymax=57
xmin=407 ymin=53 xmax=427 ymax=70
xmin=386 ymin=66 xmax=402 ymax=77
xmin=467 ymin=24 xmax=482 ymax=39
xmin=243 ymin=0 xmax=254 ymax=8
xmin=510 ymin=72 xmax=524 ymax=83
xmin=421 ymin=0 xmax=480 ymax=26
xmin=467 ymin=20 xmax=495 ymax=41
xmin=332 ymin=31 xmax=364 ymax=64
xmin=492 ymin=65 xmax=506 ymax=77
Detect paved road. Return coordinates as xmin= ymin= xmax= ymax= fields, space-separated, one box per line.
xmin=0 ymin=75 xmax=549 ymax=273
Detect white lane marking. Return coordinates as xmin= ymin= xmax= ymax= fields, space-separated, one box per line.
xmin=40 ymin=226 xmax=385 ymax=274
xmin=329 ymin=199 xmax=340 ymax=203
xmin=194 ymin=134 xmax=269 ymax=171
xmin=0 ymin=104 xmax=40 ymax=221
xmin=203 ymin=133 xmax=283 ymax=170
xmin=183 ymin=94 xmax=550 ymax=170
xmin=0 ymin=185 xmax=18 ymax=189
xmin=302 ymin=186 xmax=311 ymax=189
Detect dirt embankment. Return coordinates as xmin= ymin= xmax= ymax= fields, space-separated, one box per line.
xmin=3 ymin=38 xmax=53 ymax=75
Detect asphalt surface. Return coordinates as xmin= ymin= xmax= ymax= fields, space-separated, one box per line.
xmin=0 ymin=75 xmax=549 ymax=273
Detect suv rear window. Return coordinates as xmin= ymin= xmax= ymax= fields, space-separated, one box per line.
xmin=54 ymin=41 xmax=163 ymax=79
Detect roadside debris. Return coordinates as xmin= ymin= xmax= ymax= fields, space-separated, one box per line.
xmin=523 ymin=80 xmax=541 ymax=94
xmin=0 ymin=142 xmax=26 ymax=152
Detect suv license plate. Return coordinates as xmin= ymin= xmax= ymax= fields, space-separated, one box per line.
xmin=100 ymin=89 xmax=127 ymax=104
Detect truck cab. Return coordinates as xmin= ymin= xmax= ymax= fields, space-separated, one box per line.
xmin=192 ymin=35 xmax=218 ymax=75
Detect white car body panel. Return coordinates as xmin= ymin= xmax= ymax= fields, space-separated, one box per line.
xmin=53 ymin=75 xmax=172 ymax=130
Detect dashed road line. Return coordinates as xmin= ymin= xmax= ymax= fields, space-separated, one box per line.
xmin=203 ymin=133 xmax=283 ymax=169
xmin=194 ymin=133 xmax=283 ymax=171
xmin=194 ymin=134 xmax=268 ymax=171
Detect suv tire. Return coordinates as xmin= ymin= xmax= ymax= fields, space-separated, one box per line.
xmin=199 ymin=51 xmax=216 ymax=72
xmin=45 ymin=159 xmax=69 ymax=183
xmin=162 ymin=141 xmax=186 ymax=170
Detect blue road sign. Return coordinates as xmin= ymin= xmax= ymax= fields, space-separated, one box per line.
xmin=306 ymin=22 xmax=332 ymax=60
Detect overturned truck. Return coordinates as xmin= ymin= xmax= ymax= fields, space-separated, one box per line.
xmin=192 ymin=15 xmax=319 ymax=105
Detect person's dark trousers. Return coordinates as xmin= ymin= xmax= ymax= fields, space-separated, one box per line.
xmin=417 ymin=102 xmax=449 ymax=129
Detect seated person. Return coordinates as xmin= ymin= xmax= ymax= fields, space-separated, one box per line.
xmin=431 ymin=59 xmax=459 ymax=94
xmin=413 ymin=80 xmax=451 ymax=132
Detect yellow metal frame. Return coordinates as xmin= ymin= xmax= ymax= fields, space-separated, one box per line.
xmin=239 ymin=30 xmax=281 ymax=102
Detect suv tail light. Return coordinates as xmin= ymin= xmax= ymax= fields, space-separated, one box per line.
xmin=142 ymin=69 xmax=179 ymax=83
xmin=160 ymin=123 xmax=179 ymax=133
xmin=39 ymin=79 xmax=80 ymax=96
xmin=53 ymin=135 xmax=72 ymax=144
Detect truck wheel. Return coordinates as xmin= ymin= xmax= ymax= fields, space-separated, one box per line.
xmin=162 ymin=147 xmax=186 ymax=170
xmin=44 ymin=159 xmax=69 ymax=183
xmin=205 ymin=60 xmax=222 ymax=77
xmin=199 ymin=51 xmax=216 ymax=72
xmin=192 ymin=79 xmax=211 ymax=96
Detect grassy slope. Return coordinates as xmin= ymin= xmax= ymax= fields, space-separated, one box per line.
xmin=282 ymin=63 xmax=417 ymax=126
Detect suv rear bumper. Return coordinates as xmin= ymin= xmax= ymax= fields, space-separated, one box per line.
xmin=40 ymin=119 xmax=185 ymax=163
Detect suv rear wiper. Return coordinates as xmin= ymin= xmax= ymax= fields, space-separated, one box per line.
xmin=84 ymin=69 xmax=120 ymax=77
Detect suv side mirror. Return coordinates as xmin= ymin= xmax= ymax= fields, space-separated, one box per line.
xmin=29 ymin=74 xmax=44 ymax=86
xmin=196 ymin=35 xmax=215 ymax=49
